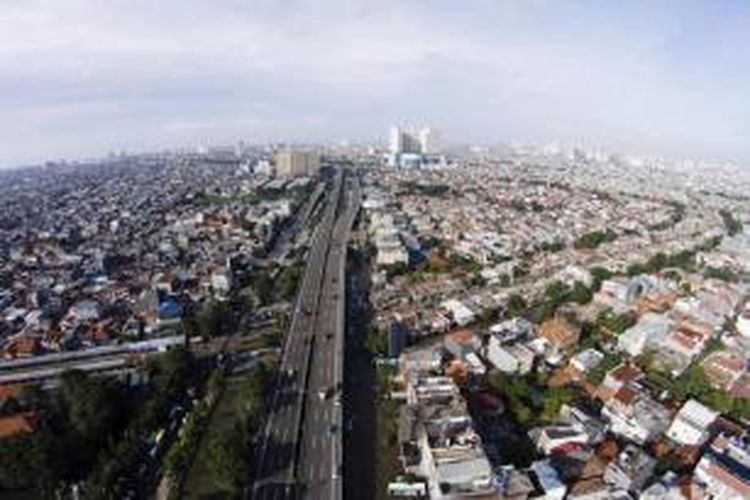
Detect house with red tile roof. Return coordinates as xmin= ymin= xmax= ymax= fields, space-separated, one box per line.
xmin=0 ymin=412 xmax=37 ymax=440
xmin=538 ymin=318 xmax=580 ymax=352
xmin=693 ymin=433 xmax=750 ymax=499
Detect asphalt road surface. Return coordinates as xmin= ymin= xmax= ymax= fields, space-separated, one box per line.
xmin=252 ymin=170 xmax=359 ymax=500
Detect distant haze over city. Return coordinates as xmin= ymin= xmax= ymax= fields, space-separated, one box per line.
xmin=1 ymin=0 xmax=749 ymax=168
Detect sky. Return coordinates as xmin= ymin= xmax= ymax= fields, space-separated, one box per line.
xmin=0 ymin=0 xmax=749 ymax=167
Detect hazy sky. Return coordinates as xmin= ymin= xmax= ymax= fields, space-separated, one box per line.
xmin=1 ymin=0 xmax=748 ymax=167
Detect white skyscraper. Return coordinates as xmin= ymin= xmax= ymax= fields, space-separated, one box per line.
xmin=419 ymin=127 xmax=440 ymax=154
xmin=388 ymin=125 xmax=421 ymax=154
xmin=389 ymin=126 xmax=404 ymax=154
xmin=387 ymin=124 xmax=441 ymax=168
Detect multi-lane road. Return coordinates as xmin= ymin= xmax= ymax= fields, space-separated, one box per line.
xmin=296 ymin=174 xmax=360 ymax=499
xmin=252 ymin=169 xmax=359 ymax=500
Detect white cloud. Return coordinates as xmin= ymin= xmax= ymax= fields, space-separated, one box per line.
xmin=0 ymin=0 xmax=748 ymax=166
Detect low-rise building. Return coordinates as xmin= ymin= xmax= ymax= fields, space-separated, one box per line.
xmin=601 ymin=386 xmax=671 ymax=445
xmin=529 ymin=425 xmax=590 ymax=455
xmin=570 ymin=348 xmax=604 ymax=373
xmin=528 ymin=459 xmax=566 ymax=500
xmin=602 ymin=444 xmax=656 ymax=492
xmin=666 ymin=399 xmax=719 ymax=447
xmin=486 ymin=338 xmax=535 ymax=375
xmin=617 ymin=312 xmax=670 ymax=357
xmin=441 ymin=300 xmax=476 ymax=327
xmin=693 ymin=433 xmax=750 ymax=499
xmin=538 ymin=318 xmax=580 ymax=352
xmin=598 ymin=363 xmax=644 ymax=401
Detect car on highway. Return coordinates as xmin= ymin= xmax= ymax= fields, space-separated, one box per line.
xmin=332 ymin=464 xmax=342 ymax=480
xmin=318 ymin=386 xmax=336 ymax=401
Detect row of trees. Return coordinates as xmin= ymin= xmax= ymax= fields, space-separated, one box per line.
xmin=181 ymin=299 xmax=235 ymax=339
xmin=626 ymin=249 xmax=697 ymax=276
xmin=0 ymin=347 xmax=196 ymax=498
xmin=635 ymin=352 xmax=750 ymax=421
xmin=0 ymin=371 xmax=130 ymax=495
xmin=588 ymin=236 xmax=723 ymax=290
xmin=647 ymin=201 xmax=686 ymax=231
xmin=719 ymin=209 xmax=744 ymax=236
xmin=84 ymin=347 xmax=195 ymax=499
xmin=504 ymin=280 xmax=593 ymax=324
xmin=486 ymin=371 xmax=589 ymax=429
xmin=703 ymin=266 xmax=741 ymax=283
xmin=400 ymin=181 xmax=450 ymax=197
xmin=574 ymin=229 xmax=618 ymax=249
xmin=205 ymin=363 xmax=272 ymax=497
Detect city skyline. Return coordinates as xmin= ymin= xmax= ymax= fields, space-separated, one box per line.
xmin=1 ymin=0 xmax=749 ymax=168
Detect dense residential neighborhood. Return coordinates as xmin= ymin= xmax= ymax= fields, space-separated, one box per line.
xmin=361 ymin=146 xmax=750 ymax=499
xmin=0 ymin=140 xmax=749 ymax=499
xmin=2 ymin=1 xmax=750 ymax=498
xmin=0 ymin=149 xmax=325 ymax=498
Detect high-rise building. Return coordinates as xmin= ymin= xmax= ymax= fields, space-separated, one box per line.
xmin=274 ymin=151 xmax=321 ymax=177
xmin=387 ymin=124 xmax=442 ymax=168
xmin=418 ymin=127 xmax=440 ymax=154
xmin=388 ymin=125 xmax=421 ymax=155
xmin=389 ymin=126 xmax=404 ymax=155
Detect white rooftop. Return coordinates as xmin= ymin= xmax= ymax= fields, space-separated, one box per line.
xmin=677 ymin=399 xmax=720 ymax=428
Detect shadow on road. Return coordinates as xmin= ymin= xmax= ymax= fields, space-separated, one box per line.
xmin=343 ymin=246 xmax=376 ymax=500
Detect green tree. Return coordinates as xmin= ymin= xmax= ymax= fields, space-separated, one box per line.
xmin=579 ymin=322 xmax=602 ymax=350
xmin=574 ymin=229 xmax=617 ymax=249
xmin=544 ymin=281 xmax=569 ymax=302
xmin=253 ymin=271 xmax=275 ymax=306
xmin=672 ymin=365 xmax=712 ymax=401
xmin=385 ymin=262 xmax=409 ymax=280
xmin=195 ymin=299 xmax=235 ymax=338
xmin=152 ymin=346 xmax=193 ymax=399
xmin=207 ymin=433 xmax=248 ymax=495
xmin=541 ymin=388 xmax=575 ymax=422
xmin=703 ymin=267 xmax=739 ymax=283
xmin=0 ymin=437 xmax=30 ymax=490
xmin=570 ymin=281 xmax=593 ymax=304
xmin=590 ymin=267 xmax=613 ymax=291
xmin=627 ymin=262 xmax=649 ymax=277
xmin=646 ymin=252 xmax=668 ymax=272
xmin=666 ymin=249 xmax=697 ymax=272
xmin=586 ymin=353 xmax=622 ymax=385
xmin=469 ymin=272 xmax=486 ymax=288
xmin=236 ymin=363 xmax=271 ymax=439
xmin=512 ymin=262 xmax=530 ymax=279
xmin=58 ymin=370 xmax=128 ymax=474
xmin=364 ymin=327 xmax=389 ymax=357
xmin=719 ymin=209 xmax=743 ymax=236
xmin=279 ymin=265 xmax=303 ymax=301
xmin=62 ymin=375 xmax=118 ymax=437
xmin=506 ymin=294 xmax=527 ymax=318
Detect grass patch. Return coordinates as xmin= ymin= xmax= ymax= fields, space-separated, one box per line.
xmin=181 ymin=375 xmax=246 ymax=500
xmin=374 ymin=365 xmax=401 ymax=500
